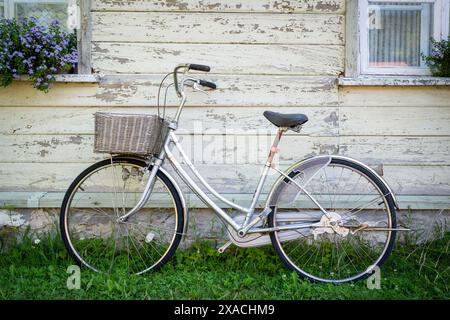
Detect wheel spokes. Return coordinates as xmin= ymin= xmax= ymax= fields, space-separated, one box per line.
xmin=64 ymin=162 xmax=179 ymax=274
xmin=274 ymin=162 xmax=393 ymax=282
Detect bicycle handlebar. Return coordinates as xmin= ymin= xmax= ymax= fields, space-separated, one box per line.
xmin=173 ymin=63 xmax=216 ymax=97
xmin=198 ymin=79 xmax=217 ymax=90
xmin=189 ymin=64 xmax=211 ymax=72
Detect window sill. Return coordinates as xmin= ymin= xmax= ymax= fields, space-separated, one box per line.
xmin=338 ymin=76 xmax=450 ymax=87
xmin=16 ymin=74 xmax=100 ymax=83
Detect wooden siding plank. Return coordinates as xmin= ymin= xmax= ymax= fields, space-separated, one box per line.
xmin=3 ymin=133 xmax=450 ymax=165
xmin=92 ymin=12 xmax=344 ymax=45
xmin=2 ymin=192 xmax=449 ymax=210
xmin=92 ymin=43 xmax=345 ymax=75
xmin=339 ymin=87 xmax=450 ymax=107
xmin=92 ymin=0 xmax=346 ymax=14
xmin=0 ymin=163 xmax=87 ymax=192
xmin=0 ymin=134 xmax=340 ymax=165
xmin=0 ymin=135 xmax=103 ymax=163
xmin=0 ymin=163 xmax=292 ymax=192
xmin=339 ymin=136 xmax=450 ymax=165
xmin=0 ymin=163 xmax=448 ymax=196
xmin=0 ymin=106 xmax=339 ymax=136
xmin=0 ymin=75 xmax=338 ymax=107
xmin=340 ymin=106 xmax=450 ymax=136
xmin=383 ymin=166 xmax=450 ymax=196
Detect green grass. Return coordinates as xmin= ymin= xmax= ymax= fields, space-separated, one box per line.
xmin=0 ymin=233 xmax=448 ymax=300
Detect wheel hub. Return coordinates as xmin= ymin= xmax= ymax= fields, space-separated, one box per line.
xmin=312 ymin=212 xmax=349 ymax=239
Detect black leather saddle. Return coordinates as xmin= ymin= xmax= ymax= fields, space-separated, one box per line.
xmin=263 ymin=111 xmax=308 ymax=128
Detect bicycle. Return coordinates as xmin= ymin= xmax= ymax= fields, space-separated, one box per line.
xmin=60 ymin=63 xmax=405 ymax=283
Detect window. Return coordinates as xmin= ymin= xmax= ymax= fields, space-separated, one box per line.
xmin=1 ymin=0 xmax=70 ymax=31
xmin=359 ymin=0 xmax=450 ymax=75
xmin=1 ymin=0 xmax=92 ymax=75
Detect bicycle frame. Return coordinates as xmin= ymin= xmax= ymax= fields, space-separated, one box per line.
xmin=118 ymin=91 xmax=330 ymax=235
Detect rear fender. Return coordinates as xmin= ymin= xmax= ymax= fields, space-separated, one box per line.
xmin=331 ymin=156 xmax=400 ymax=210
xmin=266 ymin=155 xmax=399 ymax=210
xmin=266 ymin=156 xmax=332 ymax=206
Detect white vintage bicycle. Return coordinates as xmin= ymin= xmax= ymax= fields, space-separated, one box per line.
xmin=60 ymin=64 xmax=402 ymax=283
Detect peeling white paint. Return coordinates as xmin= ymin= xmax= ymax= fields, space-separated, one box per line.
xmin=0 ymin=210 xmax=27 ymax=227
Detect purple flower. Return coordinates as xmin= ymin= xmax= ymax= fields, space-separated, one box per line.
xmin=431 ymin=51 xmax=443 ymax=59
xmin=1 ymin=17 xmax=77 ymax=91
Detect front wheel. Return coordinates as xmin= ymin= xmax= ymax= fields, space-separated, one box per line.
xmin=268 ymin=156 xmax=397 ymax=283
xmin=60 ymin=157 xmax=184 ymax=275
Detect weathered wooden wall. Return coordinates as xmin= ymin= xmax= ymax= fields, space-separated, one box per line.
xmin=0 ymin=0 xmax=449 ymax=210
xmin=339 ymin=86 xmax=450 ymax=209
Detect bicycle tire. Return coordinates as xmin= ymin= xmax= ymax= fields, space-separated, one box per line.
xmin=60 ymin=156 xmax=184 ymax=274
xmin=268 ymin=156 xmax=397 ymax=283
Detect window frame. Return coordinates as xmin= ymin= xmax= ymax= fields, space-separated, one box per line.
xmin=358 ymin=0 xmax=450 ymax=76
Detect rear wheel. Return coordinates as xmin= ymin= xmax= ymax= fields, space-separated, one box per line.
xmin=60 ymin=157 xmax=184 ymax=275
xmin=268 ymin=157 xmax=396 ymax=283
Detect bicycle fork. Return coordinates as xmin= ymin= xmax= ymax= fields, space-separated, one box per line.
xmin=116 ymin=154 xmax=164 ymax=222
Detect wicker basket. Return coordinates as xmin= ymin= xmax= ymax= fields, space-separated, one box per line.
xmin=94 ymin=112 xmax=169 ymax=155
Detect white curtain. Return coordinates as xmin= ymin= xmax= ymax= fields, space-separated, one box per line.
xmin=2 ymin=1 xmax=69 ymax=29
xmin=368 ymin=1 xmax=433 ymax=67
xmin=14 ymin=0 xmax=68 ymax=28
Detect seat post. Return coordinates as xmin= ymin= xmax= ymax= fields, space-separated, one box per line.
xmin=266 ymin=127 xmax=287 ymax=167
xmin=242 ymin=127 xmax=286 ymax=227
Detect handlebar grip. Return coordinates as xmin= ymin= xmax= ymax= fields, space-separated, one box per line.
xmin=189 ymin=64 xmax=211 ymax=72
xmin=199 ymin=79 xmax=217 ymax=90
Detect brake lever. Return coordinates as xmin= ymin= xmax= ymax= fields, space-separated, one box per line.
xmin=193 ymin=82 xmax=209 ymax=96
